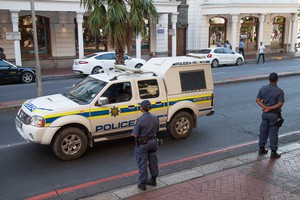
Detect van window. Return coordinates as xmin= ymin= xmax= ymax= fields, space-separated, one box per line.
xmin=180 ymin=70 xmax=207 ymax=92
xmin=138 ymin=79 xmax=159 ymax=99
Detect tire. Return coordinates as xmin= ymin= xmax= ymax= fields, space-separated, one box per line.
xmin=236 ymin=57 xmax=243 ymax=66
xmin=211 ymin=59 xmax=219 ymax=68
xmin=52 ymin=127 xmax=88 ymax=161
xmin=135 ymin=63 xmax=143 ymax=69
xmin=21 ymin=72 xmax=34 ymax=83
xmin=167 ymin=111 xmax=194 ymax=139
xmin=92 ymin=66 xmax=103 ymax=74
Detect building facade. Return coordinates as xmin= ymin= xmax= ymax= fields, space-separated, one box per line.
xmin=0 ymin=0 xmax=299 ymax=68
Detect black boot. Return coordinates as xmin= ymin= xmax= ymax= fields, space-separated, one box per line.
xmin=258 ymin=147 xmax=268 ymax=155
xmin=138 ymin=183 xmax=147 ymax=191
xmin=270 ymin=150 xmax=281 ymax=159
xmin=146 ymin=177 xmax=157 ymax=186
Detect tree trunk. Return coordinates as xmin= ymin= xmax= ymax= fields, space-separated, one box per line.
xmin=115 ymin=47 xmax=125 ymax=65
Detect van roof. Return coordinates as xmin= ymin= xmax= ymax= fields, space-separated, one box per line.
xmin=141 ymin=56 xmax=210 ymax=75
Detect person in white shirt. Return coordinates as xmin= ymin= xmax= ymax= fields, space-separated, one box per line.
xmin=257 ymin=42 xmax=265 ymax=64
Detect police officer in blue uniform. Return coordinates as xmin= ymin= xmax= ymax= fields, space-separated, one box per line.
xmin=256 ymin=72 xmax=285 ymax=159
xmin=132 ymin=100 xmax=159 ymax=191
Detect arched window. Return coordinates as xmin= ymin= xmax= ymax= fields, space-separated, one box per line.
xmin=271 ymin=16 xmax=285 ymax=49
xmin=240 ymin=16 xmax=258 ymax=50
xmin=19 ymin=15 xmax=51 ymax=57
xmin=209 ymin=17 xmax=226 ymax=47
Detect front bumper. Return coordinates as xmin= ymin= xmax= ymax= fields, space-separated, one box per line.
xmin=15 ymin=117 xmax=59 ymax=145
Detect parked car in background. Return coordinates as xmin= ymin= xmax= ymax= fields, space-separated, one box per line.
xmin=72 ymin=52 xmax=146 ymax=75
xmin=188 ymin=47 xmax=244 ymax=68
xmin=0 ymin=59 xmax=36 ymax=84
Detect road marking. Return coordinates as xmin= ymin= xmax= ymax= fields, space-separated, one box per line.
xmin=213 ymin=72 xmax=226 ymax=75
xmin=256 ymin=67 xmax=272 ymax=70
xmin=26 ymin=130 xmax=300 ymax=200
xmin=0 ymin=141 xmax=28 ymax=150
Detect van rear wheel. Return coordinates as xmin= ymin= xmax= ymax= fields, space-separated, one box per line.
xmin=52 ymin=127 xmax=87 ymax=161
xmin=167 ymin=111 xmax=194 ymax=139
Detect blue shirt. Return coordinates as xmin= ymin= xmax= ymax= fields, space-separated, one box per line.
xmin=257 ymin=83 xmax=285 ymax=110
xmin=132 ymin=112 xmax=159 ymax=138
xmin=239 ymin=41 xmax=244 ymax=48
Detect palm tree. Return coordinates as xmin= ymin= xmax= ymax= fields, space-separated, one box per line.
xmin=80 ymin=0 xmax=158 ymax=65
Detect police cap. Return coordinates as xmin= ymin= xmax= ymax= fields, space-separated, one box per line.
xmin=140 ymin=100 xmax=151 ymax=111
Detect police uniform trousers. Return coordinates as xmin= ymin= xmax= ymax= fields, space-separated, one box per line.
xmin=259 ymin=112 xmax=279 ymax=151
xmin=135 ymin=139 xmax=158 ymax=184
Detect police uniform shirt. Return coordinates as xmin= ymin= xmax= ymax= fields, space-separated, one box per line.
xmin=257 ymin=83 xmax=285 ymax=111
xmin=132 ymin=112 xmax=159 ymax=138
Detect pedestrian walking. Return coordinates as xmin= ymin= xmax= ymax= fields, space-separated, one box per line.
xmin=132 ymin=100 xmax=159 ymax=191
xmin=257 ymin=41 xmax=265 ymax=64
xmin=256 ymin=72 xmax=285 ymax=159
xmin=0 ymin=47 xmax=6 ymax=60
xmin=239 ymin=39 xmax=245 ymax=59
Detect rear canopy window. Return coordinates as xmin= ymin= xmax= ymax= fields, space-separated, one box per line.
xmin=180 ymin=70 xmax=207 ymax=92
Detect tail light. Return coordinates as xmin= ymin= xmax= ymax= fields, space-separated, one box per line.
xmin=207 ymin=54 xmax=212 ymax=58
xmin=78 ymin=61 xmax=89 ymax=64
xmin=211 ymin=93 xmax=214 ymax=107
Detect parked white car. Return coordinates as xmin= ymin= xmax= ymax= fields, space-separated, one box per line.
xmin=73 ymin=52 xmax=146 ymax=75
xmin=188 ymin=47 xmax=244 ymax=68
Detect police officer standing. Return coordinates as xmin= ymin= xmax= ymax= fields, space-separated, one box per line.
xmin=256 ymin=72 xmax=285 ymax=159
xmin=132 ymin=100 xmax=159 ymax=191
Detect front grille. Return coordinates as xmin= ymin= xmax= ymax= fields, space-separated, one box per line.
xmin=17 ymin=109 xmax=30 ymax=124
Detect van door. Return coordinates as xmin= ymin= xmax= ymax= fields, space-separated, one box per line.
xmin=90 ymin=81 xmax=138 ymax=141
xmin=135 ymin=78 xmax=168 ymax=130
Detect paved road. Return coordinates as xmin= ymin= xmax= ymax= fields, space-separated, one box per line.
xmin=0 ymin=76 xmax=299 ymax=200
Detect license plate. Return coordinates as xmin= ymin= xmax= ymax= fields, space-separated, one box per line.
xmin=15 ymin=118 xmax=22 ymax=129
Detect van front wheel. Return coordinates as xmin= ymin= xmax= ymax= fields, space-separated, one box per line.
xmin=167 ymin=111 xmax=194 ymax=139
xmin=52 ymin=127 xmax=88 ymax=161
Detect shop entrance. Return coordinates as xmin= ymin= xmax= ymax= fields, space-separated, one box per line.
xmin=240 ymin=17 xmax=258 ymax=51
xmin=209 ymin=17 xmax=226 ymax=47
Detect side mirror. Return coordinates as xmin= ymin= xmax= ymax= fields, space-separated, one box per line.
xmin=95 ymin=97 xmax=108 ymax=106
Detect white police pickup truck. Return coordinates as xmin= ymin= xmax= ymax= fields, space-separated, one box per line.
xmin=15 ymin=56 xmax=214 ymax=160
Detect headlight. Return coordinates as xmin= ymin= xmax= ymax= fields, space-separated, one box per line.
xmin=30 ymin=116 xmax=45 ymax=127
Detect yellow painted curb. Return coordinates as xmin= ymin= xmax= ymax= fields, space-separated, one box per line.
xmin=274 ymin=57 xmax=283 ymax=60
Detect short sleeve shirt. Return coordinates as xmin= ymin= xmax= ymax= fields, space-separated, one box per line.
xmin=132 ymin=112 xmax=159 ymax=138
xmin=257 ymin=83 xmax=285 ymax=111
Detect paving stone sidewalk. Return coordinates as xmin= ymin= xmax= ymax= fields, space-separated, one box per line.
xmin=126 ymin=147 xmax=300 ymax=200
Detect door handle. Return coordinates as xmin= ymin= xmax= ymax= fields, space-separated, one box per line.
xmin=128 ymin=105 xmax=135 ymax=109
xmin=156 ymin=101 xmax=162 ymax=105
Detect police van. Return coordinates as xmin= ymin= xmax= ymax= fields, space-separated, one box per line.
xmin=15 ymin=56 xmax=214 ymax=160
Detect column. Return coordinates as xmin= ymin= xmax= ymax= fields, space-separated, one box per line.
xmin=156 ymin=14 xmax=168 ymax=55
xmin=290 ymin=13 xmax=297 ymax=52
xmin=258 ymin=14 xmax=265 ymax=43
xmin=135 ymin=34 xmax=141 ymax=59
xmin=171 ymin=13 xmax=178 ymax=57
xmin=10 ymin=10 xmax=22 ymax=65
xmin=76 ymin=12 xmax=84 ymax=58
xmin=231 ymin=15 xmax=238 ymax=52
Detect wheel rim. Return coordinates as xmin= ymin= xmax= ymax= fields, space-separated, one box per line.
xmin=22 ymin=73 xmax=33 ymax=83
xmin=61 ymin=134 xmax=82 ymax=155
xmin=175 ymin=117 xmax=190 ymax=135
xmin=212 ymin=60 xmax=218 ymax=68
xmin=237 ymin=58 xmax=242 ymax=65
xmin=93 ymin=67 xmax=102 ymax=74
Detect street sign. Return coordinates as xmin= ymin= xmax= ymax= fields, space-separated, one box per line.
xmin=6 ymin=32 xmax=21 ymax=40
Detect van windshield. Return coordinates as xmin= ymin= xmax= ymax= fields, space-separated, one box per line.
xmin=68 ymin=76 xmax=107 ymax=103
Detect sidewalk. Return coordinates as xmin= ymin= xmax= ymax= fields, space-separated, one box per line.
xmin=84 ymin=139 xmax=300 ymax=200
